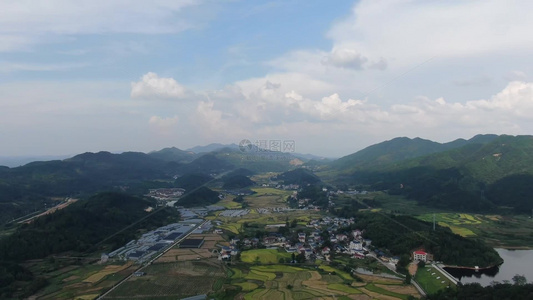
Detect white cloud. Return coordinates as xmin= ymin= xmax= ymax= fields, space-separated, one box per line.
xmin=0 ymin=61 xmax=88 ymax=73
xmin=504 ymin=70 xmax=527 ymax=82
xmin=327 ymin=0 xmax=533 ymax=65
xmin=149 ymin=115 xmax=179 ymax=134
xmin=0 ymin=0 xmax=203 ymax=52
xmin=322 ymin=48 xmax=368 ymax=70
xmin=131 ymin=72 xmax=187 ymax=99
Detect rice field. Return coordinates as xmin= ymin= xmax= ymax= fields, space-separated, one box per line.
xmin=228 ymin=264 xmax=420 ymax=300
xmin=240 ymin=249 xmax=291 ymax=264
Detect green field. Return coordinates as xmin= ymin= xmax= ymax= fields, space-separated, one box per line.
xmin=415 ymin=266 xmax=455 ymax=295
xmin=319 ymin=265 xmax=353 ymax=280
xmin=327 ymin=283 xmax=362 ymax=294
xmin=342 ymin=192 xmax=533 ymax=248
xmin=227 ymin=263 xmax=419 ymax=300
xmin=240 ymin=249 xmax=291 ymax=264
xmin=107 ymin=260 xmax=225 ymax=299
xmin=365 ymin=283 xmax=410 ymax=300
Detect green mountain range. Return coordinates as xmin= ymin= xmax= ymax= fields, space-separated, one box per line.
xmin=326 ymin=134 xmax=533 ymax=213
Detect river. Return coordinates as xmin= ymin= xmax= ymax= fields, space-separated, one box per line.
xmin=444 ymin=248 xmax=533 ymax=286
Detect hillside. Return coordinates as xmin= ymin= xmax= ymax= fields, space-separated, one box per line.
xmin=178 ymin=187 xmax=221 ymax=207
xmin=335 ymin=135 xmax=533 ymax=212
xmin=148 ymin=147 xmax=198 ymax=163
xmin=274 ymin=168 xmax=321 ymax=185
xmin=0 ymin=192 xmax=178 ymax=261
xmin=335 ymin=212 xmax=502 ymax=268
xmin=330 ymin=134 xmax=498 ymax=173
xmin=209 ymin=148 xmax=301 ymax=172
xmin=174 ymin=173 xmax=214 ymax=191
xmin=222 ymin=175 xmax=255 ymax=189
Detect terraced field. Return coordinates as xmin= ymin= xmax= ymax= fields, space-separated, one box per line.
xmin=228 ymin=264 xmax=420 ymax=300
xmin=240 ymin=249 xmax=292 ymax=264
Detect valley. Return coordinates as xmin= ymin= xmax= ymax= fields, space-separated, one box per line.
xmin=0 ymin=135 xmax=532 ymax=299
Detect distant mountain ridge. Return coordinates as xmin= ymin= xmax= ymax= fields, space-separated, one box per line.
xmin=328 ymin=134 xmax=533 ymax=213
xmin=331 ymin=134 xmax=499 ymax=172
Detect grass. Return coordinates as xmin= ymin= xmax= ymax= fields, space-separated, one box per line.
xmin=107 ymin=260 xmax=226 ymax=299
xmin=327 ymin=283 xmax=362 ymax=294
xmin=240 ymin=249 xmax=291 ymax=264
xmin=365 ymin=283 xmax=409 ymax=300
xmin=253 ymin=265 xmax=304 ymax=273
xmin=235 ymin=282 xmax=259 ymax=291
xmin=219 ymin=223 xmax=241 ymax=234
xmin=319 ymin=265 xmax=353 ymax=280
xmin=415 ymin=266 xmax=454 ymax=295
xmin=245 ymin=269 xmax=276 ymax=281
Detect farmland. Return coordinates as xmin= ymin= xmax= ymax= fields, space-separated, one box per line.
xmin=416 ymin=213 xmax=533 ymax=248
xmin=225 ymin=264 xmax=420 ymax=300
xmin=240 ymin=249 xmax=291 ymax=264
xmin=29 ymin=261 xmax=136 ymax=300
xmin=106 ymin=260 xmax=226 ymax=299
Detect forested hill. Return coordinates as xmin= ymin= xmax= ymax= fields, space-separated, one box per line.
xmin=0 ymin=192 xmax=177 ymax=262
xmin=330 ymin=135 xmax=533 ymax=213
xmin=330 ymin=134 xmax=498 ymax=173
xmin=274 ymin=168 xmax=321 ymax=185
xmin=336 ymin=212 xmax=502 ymax=268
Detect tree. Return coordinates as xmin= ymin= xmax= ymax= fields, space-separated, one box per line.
xmin=404 ymin=273 xmax=412 ymax=284
xmin=512 ymin=274 xmax=527 ymax=286
xmin=418 ymin=260 xmax=426 ymax=268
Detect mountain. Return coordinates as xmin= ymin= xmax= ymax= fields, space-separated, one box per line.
xmin=174 ymin=173 xmax=214 ymax=191
xmin=148 ymin=147 xmax=198 ymax=163
xmin=331 ymin=134 xmax=499 ymax=173
xmin=0 ymin=155 xmax=72 ymax=168
xmin=177 ymin=187 xmax=220 ymax=207
xmin=274 ymin=168 xmax=321 ymax=185
xmin=186 ymin=143 xmax=239 ymax=153
xmin=180 ymin=153 xmax=235 ymax=174
xmin=0 ymin=192 xmax=177 ymax=261
xmin=222 ymin=175 xmax=255 ymax=189
xmin=0 ymin=151 xmax=180 ymax=223
xmin=335 ymin=135 xmax=533 ymax=213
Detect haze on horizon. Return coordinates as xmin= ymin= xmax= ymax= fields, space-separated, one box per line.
xmin=1 ymin=0 xmax=532 ymax=158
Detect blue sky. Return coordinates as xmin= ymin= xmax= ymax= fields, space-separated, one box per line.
xmin=1 ymin=0 xmax=532 ymax=157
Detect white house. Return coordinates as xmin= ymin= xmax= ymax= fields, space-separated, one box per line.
xmin=413 ymin=250 xmax=427 ymax=262
xmin=349 ymin=241 xmax=363 ymax=252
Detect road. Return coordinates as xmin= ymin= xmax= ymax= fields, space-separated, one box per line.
xmin=97 ymin=219 xmax=208 ymax=299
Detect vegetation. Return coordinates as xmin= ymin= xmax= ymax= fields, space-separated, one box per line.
xmin=327 ymin=135 xmax=533 ymax=213
xmin=428 ymin=282 xmax=533 ymax=299
xmin=274 ymin=168 xmax=320 ymax=185
xmin=334 ymin=212 xmax=502 ymax=268
xmin=222 ymin=175 xmax=255 ymax=189
xmin=174 ymin=173 xmax=213 ymax=190
xmin=415 ymin=266 xmax=455 ymax=295
xmin=178 ymin=186 xmax=220 ymax=207
xmin=240 ymin=249 xmax=291 ymax=264
xmin=0 ymin=192 xmax=178 ymax=261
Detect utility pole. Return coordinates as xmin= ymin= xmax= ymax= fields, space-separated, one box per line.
xmin=433 ymin=214 xmax=436 ymax=231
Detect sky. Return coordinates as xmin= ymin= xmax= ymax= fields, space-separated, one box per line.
xmin=1 ymin=0 xmax=532 ymax=158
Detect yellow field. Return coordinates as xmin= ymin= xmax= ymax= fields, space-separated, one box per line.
xmin=235 ymin=282 xmax=259 ymax=291
xmin=74 ymin=294 xmax=99 ymax=300
xmin=83 ymin=262 xmax=132 ymax=284
xmin=240 ymin=249 xmax=291 ymax=264
xmin=437 ymin=222 xmax=476 ymax=237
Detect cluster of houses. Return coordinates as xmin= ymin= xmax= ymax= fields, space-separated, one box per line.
xmin=146 ymin=188 xmax=185 ymax=201
xmin=216 ymin=216 xmax=378 ymax=263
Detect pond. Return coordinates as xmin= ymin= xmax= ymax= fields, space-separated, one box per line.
xmin=444 ymin=248 xmax=533 ymax=286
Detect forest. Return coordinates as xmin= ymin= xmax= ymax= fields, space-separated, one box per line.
xmin=335 ymin=212 xmax=502 ymax=268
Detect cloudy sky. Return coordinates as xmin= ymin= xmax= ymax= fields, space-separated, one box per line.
xmin=1 ymin=0 xmax=532 ymax=158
